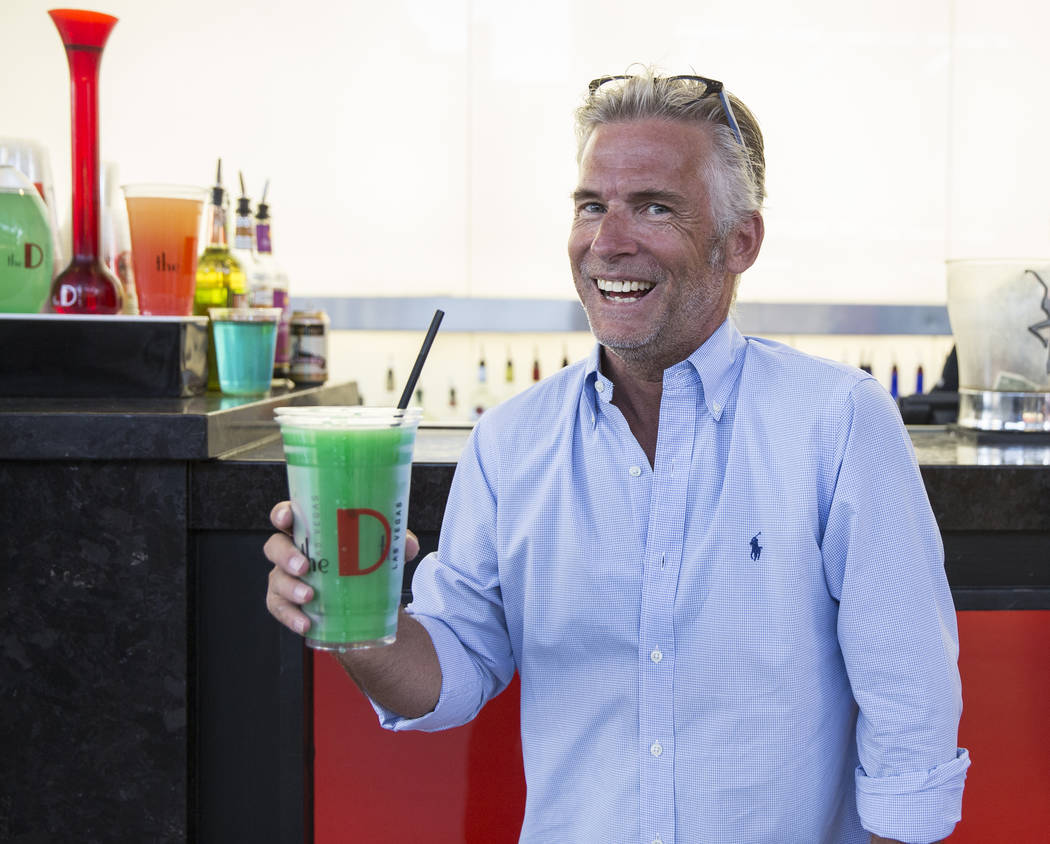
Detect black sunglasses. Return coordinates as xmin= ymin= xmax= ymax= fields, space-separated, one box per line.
xmin=587 ymin=74 xmax=745 ymax=147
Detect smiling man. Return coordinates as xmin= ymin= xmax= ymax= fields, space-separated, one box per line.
xmin=568 ymin=112 xmax=763 ymax=464
xmin=265 ymin=70 xmax=969 ymax=843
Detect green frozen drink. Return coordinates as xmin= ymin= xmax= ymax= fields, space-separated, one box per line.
xmin=275 ymin=407 xmax=422 ymax=650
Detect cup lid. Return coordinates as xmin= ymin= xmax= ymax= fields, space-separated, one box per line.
xmin=274 ymin=406 xmax=423 ymax=428
xmin=209 ymin=307 xmax=282 ymax=321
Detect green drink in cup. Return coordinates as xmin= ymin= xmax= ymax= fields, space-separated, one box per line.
xmin=275 ymin=406 xmax=423 ymax=649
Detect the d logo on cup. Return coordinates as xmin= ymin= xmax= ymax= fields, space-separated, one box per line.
xmin=337 ymin=508 xmax=391 ymax=576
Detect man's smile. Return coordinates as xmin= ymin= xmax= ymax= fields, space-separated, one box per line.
xmin=594 ymin=277 xmax=656 ymax=301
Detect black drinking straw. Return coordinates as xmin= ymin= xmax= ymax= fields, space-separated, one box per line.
xmin=398 ymin=309 xmax=444 ymax=410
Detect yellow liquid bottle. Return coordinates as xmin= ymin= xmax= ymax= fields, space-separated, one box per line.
xmin=194 ymin=160 xmax=247 ymax=389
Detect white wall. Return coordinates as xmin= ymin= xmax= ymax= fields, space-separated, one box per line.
xmin=4 ymin=0 xmax=1050 ymax=310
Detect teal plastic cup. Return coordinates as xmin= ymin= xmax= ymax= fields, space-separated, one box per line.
xmin=208 ymin=307 xmax=281 ymax=396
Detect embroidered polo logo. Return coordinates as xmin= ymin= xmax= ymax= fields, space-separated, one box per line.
xmin=750 ymin=532 xmax=763 ymax=561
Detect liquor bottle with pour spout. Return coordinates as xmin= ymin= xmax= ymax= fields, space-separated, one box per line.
xmin=253 ymin=180 xmax=291 ymax=378
xmin=231 ymin=171 xmax=258 ymax=294
xmin=194 ymin=158 xmax=246 ymax=389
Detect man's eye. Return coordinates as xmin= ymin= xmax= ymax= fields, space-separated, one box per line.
xmin=579 ymin=202 xmax=604 ymax=214
xmin=646 ymin=203 xmax=671 ymax=215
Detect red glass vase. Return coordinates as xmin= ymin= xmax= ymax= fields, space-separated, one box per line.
xmin=48 ymin=8 xmax=124 ymax=314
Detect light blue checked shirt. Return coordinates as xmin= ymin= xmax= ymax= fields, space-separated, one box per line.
xmin=377 ymin=319 xmax=969 ymax=844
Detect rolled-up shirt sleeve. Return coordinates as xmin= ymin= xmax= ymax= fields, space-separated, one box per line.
xmin=371 ymin=420 xmax=516 ymax=733
xmin=822 ymin=378 xmax=970 ymax=843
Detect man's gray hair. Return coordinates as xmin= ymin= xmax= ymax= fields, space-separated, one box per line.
xmin=574 ymin=68 xmax=766 ymax=241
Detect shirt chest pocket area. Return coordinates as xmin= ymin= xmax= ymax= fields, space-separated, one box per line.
xmin=675 ymin=517 xmax=832 ymax=666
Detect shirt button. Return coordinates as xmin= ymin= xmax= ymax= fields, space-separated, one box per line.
xmin=595 ymin=381 xmax=605 ymax=393
xmin=650 ymin=648 xmax=663 ymax=663
xmin=629 ymin=465 xmax=642 ymax=477
xmin=650 ymin=740 xmax=663 ymax=757
xmin=652 ymin=839 xmax=664 ymax=844
xmin=712 ymin=401 xmax=721 ymax=413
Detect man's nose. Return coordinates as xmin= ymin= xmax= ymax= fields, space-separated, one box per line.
xmin=590 ymin=211 xmax=638 ymax=260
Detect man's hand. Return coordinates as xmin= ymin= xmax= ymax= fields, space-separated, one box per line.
xmin=263 ymin=501 xmax=440 ymax=718
xmin=263 ymin=500 xmax=420 ymax=636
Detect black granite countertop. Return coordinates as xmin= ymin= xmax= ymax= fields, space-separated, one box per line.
xmin=0 ymin=381 xmax=360 ymax=460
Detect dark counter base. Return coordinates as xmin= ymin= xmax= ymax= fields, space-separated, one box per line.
xmin=1 ymin=460 xmax=189 ymax=841
xmin=192 ymin=531 xmax=311 ymax=844
xmin=943 ymin=531 xmax=1050 ymax=609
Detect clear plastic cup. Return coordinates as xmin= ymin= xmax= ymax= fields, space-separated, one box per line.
xmin=209 ymin=307 xmax=281 ymax=396
xmin=274 ymin=406 xmax=423 ymax=649
xmin=123 ymin=184 xmax=207 ymax=315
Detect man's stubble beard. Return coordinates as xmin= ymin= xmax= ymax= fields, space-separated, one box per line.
xmin=585 ymin=245 xmax=730 ymax=368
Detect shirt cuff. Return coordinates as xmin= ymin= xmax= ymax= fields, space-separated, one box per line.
xmin=369 ymin=612 xmax=488 ymax=733
xmin=856 ymin=748 xmax=971 ymax=844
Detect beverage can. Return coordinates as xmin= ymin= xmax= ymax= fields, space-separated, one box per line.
xmin=289 ymin=309 xmax=329 ymax=386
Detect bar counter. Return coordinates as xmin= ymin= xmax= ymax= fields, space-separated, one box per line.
xmin=1 ymin=384 xmax=1048 ymax=841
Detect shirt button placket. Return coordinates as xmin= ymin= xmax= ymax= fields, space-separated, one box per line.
xmin=640 ymin=394 xmax=689 ymax=844
xmin=646 ymin=735 xmax=667 ymax=844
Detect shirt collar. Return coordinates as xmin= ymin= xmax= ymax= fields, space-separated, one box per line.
xmin=682 ymin=317 xmax=748 ymax=421
xmin=582 ymin=318 xmax=747 ymax=424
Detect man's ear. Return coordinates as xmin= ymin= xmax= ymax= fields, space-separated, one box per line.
xmin=724 ymin=212 xmax=764 ymax=275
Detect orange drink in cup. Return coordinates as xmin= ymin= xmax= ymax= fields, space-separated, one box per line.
xmin=123 ymin=184 xmax=206 ymax=315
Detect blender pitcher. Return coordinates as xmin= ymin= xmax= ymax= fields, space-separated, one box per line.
xmin=946 ymin=259 xmax=1050 ymax=432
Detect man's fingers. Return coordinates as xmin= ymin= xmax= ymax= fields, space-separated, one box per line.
xmin=263 ymin=531 xmax=308 ymax=576
xmin=269 ymin=565 xmax=313 ymax=604
xmin=406 ymin=529 xmax=420 ymax=562
xmin=264 ymin=501 xmax=313 ymax=636
xmin=270 ymin=501 xmax=293 ymax=533
xmin=266 ymin=590 xmax=312 ymax=635
xmin=267 ymin=566 xmax=313 ymax=635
